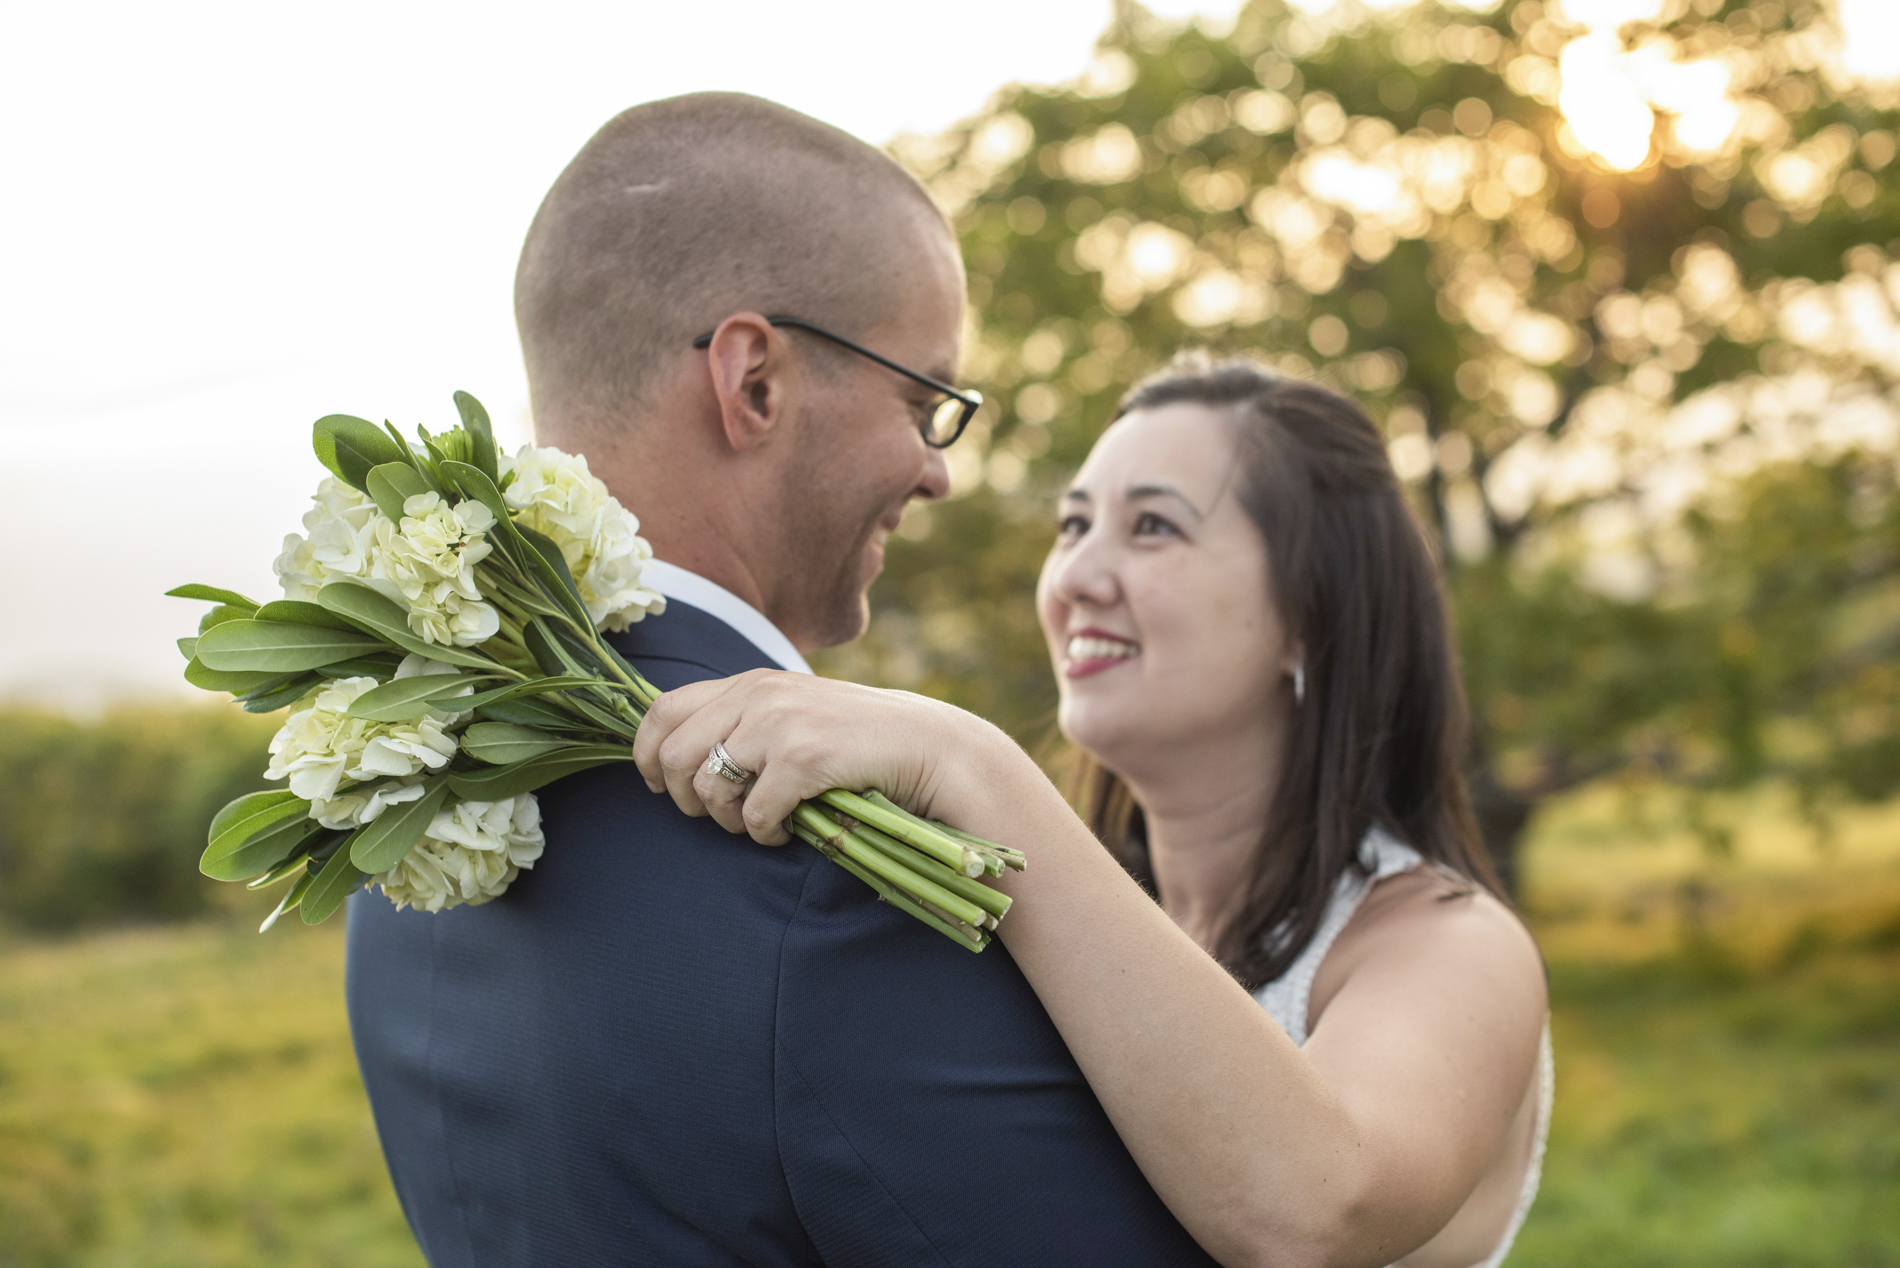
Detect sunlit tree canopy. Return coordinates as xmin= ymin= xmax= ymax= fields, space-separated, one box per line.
xmin=817 ymin=0 xmax=1900 ymax=882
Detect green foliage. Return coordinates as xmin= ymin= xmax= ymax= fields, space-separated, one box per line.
xmin=311 ymin=584 xmax=493 ymax=670
xmin=1519 ymin=947 xmax=1900 ymax=1266
xmin=0 ymin=706 xmax=279 ymax=932
xmin=347 ymin=780 xmax=448 ymax=874
xmin=200 ymin=791 xmax=310 ymax=882
xmin=0 ymin=924 xmax=421 ymax=1268
xmin=298 ymin=841 xmax=368 ymax=927
xmin=312 ymin=414 xmax=408 ymax=493
xmin=194 ymin=620 xmax=388 ymax=675
xmin=823 ymin=0 xmax=1900 ymax=880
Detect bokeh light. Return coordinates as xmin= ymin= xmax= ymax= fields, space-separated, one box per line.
xmin=1838 ymin=0 xmax=1900 ymax=82
xmin=1558 ymin=34 xmax=1655 ymax=170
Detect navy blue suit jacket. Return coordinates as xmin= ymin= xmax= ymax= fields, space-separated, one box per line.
xmin=347 ymin=599 xmax=1218 ymax=1266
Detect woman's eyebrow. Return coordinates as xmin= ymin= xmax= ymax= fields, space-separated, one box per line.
xmin=1126 ymin=483 xmax=1204 ymax=519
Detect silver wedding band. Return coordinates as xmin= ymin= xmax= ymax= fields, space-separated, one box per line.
xmin=705 ymin=740 xmax=753 ymax=786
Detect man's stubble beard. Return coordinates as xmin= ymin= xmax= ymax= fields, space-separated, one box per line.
xmin=772 ymin=408 xmax=889 ymax=651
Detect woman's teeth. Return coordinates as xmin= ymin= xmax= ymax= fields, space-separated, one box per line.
xmin=1067 ymin=636 xmax=1138 ymax=662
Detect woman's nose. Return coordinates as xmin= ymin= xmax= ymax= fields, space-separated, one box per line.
xmin=1047 ymin=531 xmax=1121 ymax=610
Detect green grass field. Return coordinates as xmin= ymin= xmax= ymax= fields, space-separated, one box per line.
xmin=3 ymin=784 xmax=1897 ymax=1266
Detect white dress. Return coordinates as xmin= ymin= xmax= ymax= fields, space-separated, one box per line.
xmin=1252 ymin=829 xmax=1553 ymax=1268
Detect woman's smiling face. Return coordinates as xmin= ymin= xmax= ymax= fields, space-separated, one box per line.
xmin=1037 ymin=402 xmax=1300 ymax=778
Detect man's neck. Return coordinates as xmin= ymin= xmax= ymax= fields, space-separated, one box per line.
xmin=641 ymin=560 xmax=813 ymax=675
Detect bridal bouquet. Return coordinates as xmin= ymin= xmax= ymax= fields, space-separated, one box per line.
xmin=172 ymin=393 xmax=1020 ymax=950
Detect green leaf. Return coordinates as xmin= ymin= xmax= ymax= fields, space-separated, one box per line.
xmin=344 ymin=673 xmax=488 ymax=723
xmin=313 ymin=414 xmax=407 ymax=493
xmin=523 ymin=617 xmax=579 ymax=678
xmin=443 ymin=456 xmax=591 ymax=633
xmin=448 ymin=745 xmax=635 ymax=800
xmin=419 ymin=426 xmax=455 ymax=473
xmin=517 ymin=522 xmax=594 ymax=629
xmin=451 ymin=676 xmax=604 ymax=713
xmin=475 ymin=695 xmax=586 ymax=729
xmin=453 ymin=391 xmax=500 ymax=484
xmin=248 ymin=839 xmax=336 ymax=890
xmin=314 ymin=584 xmax=500 ymax=671
xmin=437 ymin=459 xmax=509 ymax=529
xmin=461 ymin=721 xmax=575 ymax=765
xmin=206 ymin=807 xmax=325 ymax=882
xmin=207 ymin=789 xmax=303 ymax=853
xmin=177 ymin=637 xmax=199 ymax=662
xmin=382 ymin=420 xmax=423 ymax=472
xmin=237 ymin=673 xmax=323 ymax=713
xmin=196 ymin=618 xmax=388 ymax=673
xmin=197 ymin=604 xmax=252 ymax=635
xmin=253 ymin=600 xmax=363 ymax=631
xmin=318 ymin=655 xmax=404 ymax=679
xmin=166 ymin=584 xmax=259 ymax=610
xmin=349 ymin=779 xmax=450 ymax=873
xmin=367 ymin=461 xmax=436 ymax=522
xmin=300 ymin=833 xmax=369 ymax=924
xmin=202 ymin=791 xmax=313 ymax=880
xmin=260 ymin=870 xmax=316 ymax=932
xmin=184 ymin=657 xmax=289 ymax=694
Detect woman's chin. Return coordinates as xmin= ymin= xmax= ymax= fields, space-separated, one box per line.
xmin=1058 ymin=701 xmax=1146 ymax=768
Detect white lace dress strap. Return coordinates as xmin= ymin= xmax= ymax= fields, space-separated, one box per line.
xmin=1254 ymin=827 xmax=1421 ymax=1045
xmin=1251 ymin=829 xmax=1552 ymax=1267
xmin=1475 ymin=1023 xmax=1553 ymax=1268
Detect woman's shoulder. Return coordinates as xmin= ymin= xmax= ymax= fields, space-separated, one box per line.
xmin=1308 ymin=854 xmax=1547 ymax=1033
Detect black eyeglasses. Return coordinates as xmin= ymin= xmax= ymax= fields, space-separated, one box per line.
xmin=691 ymin=315 xmax=982 ymax=448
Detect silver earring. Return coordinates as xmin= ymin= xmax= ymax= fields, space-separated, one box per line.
xmin=1293 ymin=665 xmax=1306 ymax=706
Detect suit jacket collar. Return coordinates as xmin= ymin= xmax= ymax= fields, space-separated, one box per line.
xmin=607 ymin=598 xmax=785 ymax=681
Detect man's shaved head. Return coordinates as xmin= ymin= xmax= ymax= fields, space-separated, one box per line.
xmin=516 ymin=92 xmax=954 ymax=437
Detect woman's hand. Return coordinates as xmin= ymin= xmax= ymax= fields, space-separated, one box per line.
xmin=629 ymin=669 xmax=1008 ymax=846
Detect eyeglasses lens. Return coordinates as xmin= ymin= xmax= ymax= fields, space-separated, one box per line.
xmin=925 ymin=397 xmax=967 ymax=447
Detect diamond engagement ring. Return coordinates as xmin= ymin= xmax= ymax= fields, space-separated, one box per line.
xmin=705 ymin=740 xmax=753 ymax=786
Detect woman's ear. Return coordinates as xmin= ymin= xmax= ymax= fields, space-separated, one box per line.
xmin=703 ymin=313 xmax=794 ymax=452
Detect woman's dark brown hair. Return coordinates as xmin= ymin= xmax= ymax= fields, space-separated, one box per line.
xmin=1073 ymin=353 xmax=1502 ymax=991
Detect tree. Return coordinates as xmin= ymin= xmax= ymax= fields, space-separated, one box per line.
xmin=816 ymin=0 xmax=1900 ymax=888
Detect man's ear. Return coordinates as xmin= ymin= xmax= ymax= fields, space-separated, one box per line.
xmin=703 ymin=313 xmax=794 ymax=453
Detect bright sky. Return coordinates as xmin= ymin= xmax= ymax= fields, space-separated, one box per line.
xmin=0 ymin=0 xmax=1234 ymax=705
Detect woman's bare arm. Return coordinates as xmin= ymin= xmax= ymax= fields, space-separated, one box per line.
xmin=631 ymin=672 xmax=1546 ymax=1268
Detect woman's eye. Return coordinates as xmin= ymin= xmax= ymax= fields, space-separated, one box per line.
xmin=1133 ymin=511 xmax=1180 ymax=537
xmin=1057 ymin=514 xmax=1089 ymax=537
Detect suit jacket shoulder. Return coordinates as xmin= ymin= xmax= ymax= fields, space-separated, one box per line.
xmin=347 ymin=600 xmax=1215 ymax=1266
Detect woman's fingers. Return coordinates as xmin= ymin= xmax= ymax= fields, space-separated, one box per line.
xmin=631 ymin=668 xmax=938 ymax=848
xmin=735 ymin=762 xmax=801 ymax=846
xmin=691 ymin=740 xmax=755 ymax=837
xmin=631 ymin=675 xmax=743 ymax=792
xmin=645 ymin=684 xmax=757 ymax=818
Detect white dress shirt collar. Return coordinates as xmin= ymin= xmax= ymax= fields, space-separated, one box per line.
xmin=641 ymin=559 xmax=813 ymax=675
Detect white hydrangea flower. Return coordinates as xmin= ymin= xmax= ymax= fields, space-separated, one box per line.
xmin=308 ymin=777 xmax=428 ymax=831
xmin=264 ymin=676 xmax=460 ymax=803
xmin=375 ymin=794 xmax=546 ymax=913
xmin=274 ymin=477 xmax=381 ymax=600
xmin=390 ymin=652 xmax=474 ymax=701
xmin=302 ymin=658 xmax=474 ymax=828
xmin=362 ymin=492 xmax=501 ymax=647
xmin=503 ymin=445 xmax=665 ymax=632
xmin=273 ymin=478 xmax=500 ymax=648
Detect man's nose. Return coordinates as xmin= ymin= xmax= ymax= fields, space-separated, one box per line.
xmin=914 ymin=444 xmax=952 ymax=502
